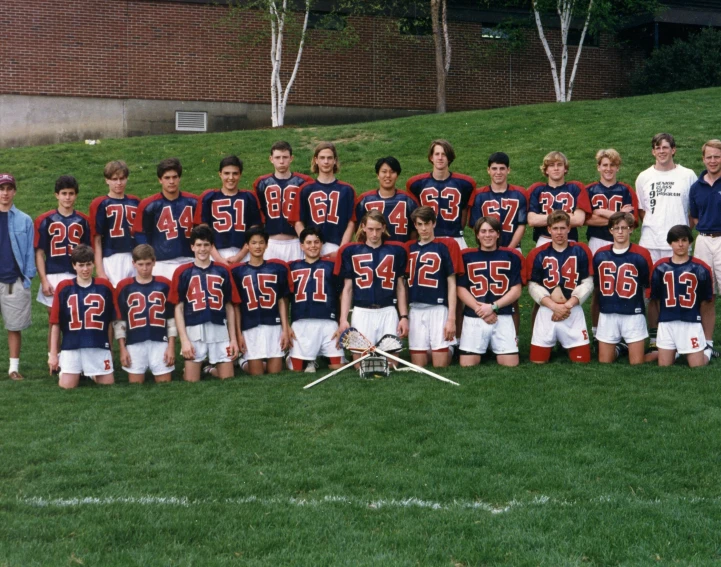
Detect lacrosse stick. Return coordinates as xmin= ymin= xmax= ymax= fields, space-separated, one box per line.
xmin=303 ymin=352 xmax=373 ymax=389
xmin=303 ymin=327 xmax=375 ymax=389
xmin=373 ymin=332 xmax=458 ymax=386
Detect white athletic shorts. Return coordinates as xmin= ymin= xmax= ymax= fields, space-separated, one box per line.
xmin=289 ymin=319 xmax=343 ymax=360
xmin=103 ymin=253 xmax=135 ymax=287
xmin=596 ymin=313 xmax=648 ymax=344
xmin=454 ymin=237 xmax=468 ymax=250
xmin=321 ymin=242 xmax=340 ymax=257
xmin=531 ymin=304 xmax=590 ymax=349
xmin=459 ymin=315 xmax=518 ymax=355
xmin=351 ymin=306 xmax=398 ymax=346
xmin=59 ymin=348 xmax=113 ymax=376
xmin=588 ymin=237 xmax=611 ymax=257
xmin=265 ymin=238 xmax=302 ymax=263
xmin=0 ymin=278 xmax=31 ymax=331
xmin=694 ymin=234 xmax=721 ymax=293
xmin=123 ymin=340 xmax=174 ymax=375
xmin=408 ymin=303 xmax=453 ymax=352
xmin=186 ymin=322 xmax=232 ymax=364
xmin=243 ymin=324 xmax=284 ymax=360
xmin=218 ymin=246 xmax=249 ymax=263
xmin=37 ymin=272 xmax=74 ymax=307
xmin=657 ymin=321 xmax=706 ymax=354
xmin=153 ymin=257 xmax=193 ymax=281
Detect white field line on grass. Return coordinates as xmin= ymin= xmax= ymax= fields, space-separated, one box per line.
xmin=18 ymin=494 xmax=702 ymax=514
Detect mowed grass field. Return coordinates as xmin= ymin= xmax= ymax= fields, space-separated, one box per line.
xmin=1 ymin=88 xmax=721 ymax=565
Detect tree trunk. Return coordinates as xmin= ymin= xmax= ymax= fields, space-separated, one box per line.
xmin=430 ymin=0 xmax=447 ymax=114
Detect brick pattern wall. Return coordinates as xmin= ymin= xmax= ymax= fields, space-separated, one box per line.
xmin=1 ymin=0 xmax=642 ymax=111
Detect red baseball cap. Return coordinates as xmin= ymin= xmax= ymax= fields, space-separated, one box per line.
xmin=0 ymin=174 xmax=16 ymax=188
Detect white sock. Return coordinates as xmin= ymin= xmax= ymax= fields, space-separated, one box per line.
xmin=707 ymin=339 xmax=714 ymax=348
xmin=592 ymin=326 xmax=597 ymax=337
xmin=8 ymin=358 xmax=19 ymax=374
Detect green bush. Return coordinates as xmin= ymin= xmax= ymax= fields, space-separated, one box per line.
xmin=631 ymin=27 xmax=721 ymax=94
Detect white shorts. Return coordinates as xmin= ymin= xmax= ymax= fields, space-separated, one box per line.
xmin=59 ymin=348 xmax=114 ymax=376
xmin=454 ymin=237 xmax=468 ymax=250
xmin=588 ymin=236 xmax=611 ymax=257
xmin=321 ymin=242 xmax=340 ymax=257
xmin=351 ymin=306 xmax=398 ymax=346
xmin=186 ymin=322 xmax=232 ymax=364
xmin=657 ymin=321 xmax=706 ymax=354
xmin=218 ymin=247 xmax=249 ymax=263
xmin=531 ymin=305 xmax=590 ymax=349
xmin=694 ymin=234 xmax=721 ymax=293
xmin=0 ymin=278 xmax=31 ymax=331
xmin=103 ymin=253 xmax=135 ymax=287
xmin=289 ymin=319 xmax=344 ymax=360
xmin=596 ymin=312 xmax=648 ymax=344
xmin=243 ymin=324 xmax=284 ymax=360
xmin=123 ymin=340 xmax=174 ymax=375
xmin=37 ymin=272 xmax=74 ymax=307
xmin=265 ymin=238 xmax=302 ymax=263
xmin=408 ymin=304 xmax=453 ymax=352
xmin=459 ymin=315 xmax=518 ymax=355
xmin=153 ymin=257 xmax=193 ymax=281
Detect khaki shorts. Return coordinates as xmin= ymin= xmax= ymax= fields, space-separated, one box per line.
xmin=0 ymin=278 xmax=31 ymax=331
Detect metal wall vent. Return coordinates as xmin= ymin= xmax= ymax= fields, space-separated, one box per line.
xmin=175 ymin=111 xmax=207 ymax=132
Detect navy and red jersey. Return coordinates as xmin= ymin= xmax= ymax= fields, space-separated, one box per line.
xmin=585 ymin=181 xmax=639 ymax=242
xmin=526 ymin=181 xmax=591 ymax=242
xmin=170 ymin=262 xmax=238 ymax=328
xmin=254 ymin=173 xmax=313 ymax=237
xmin=458 ymin=247 xmax=525 ymax=317
xmin=231 ymin=260 xmax=292 ymax=332
xmin=89 ymin=195 xmax=141 ymax=257
xmin=114 ymin=276 xmax=175 ymax=346
xmin=593 ymin=244 xmax=652 ymax=316
xmin=194 ymin=189 xmax=264 ymax=250
xmin=134 ymin=193 xmax=199 ymax=261
xmin=34 ymin=209 xmax=92 ymax=274
xmin=404 ymin=238 xmax=463 ymax=307
xmin=650 ymin=257 xmax=714 ymax=323
xmin=526 ymin=241 xmax=594 ymax=300
xmin=288 ymin=258 xmax=340 ymax=322
xmin=49 ymin=277 xmax=114 ymax=351
xmin=406 ymin=172 xmax=476 ymax=238
xmin=467 ymin=185 xmax=528 ymax=248
xmin=289 ymin=179 xmax=355 ymax=246
xmin=353 ymin=189 xmax=420 ymax=243
xmin=335 ymin=241 xmax=407 ymax=309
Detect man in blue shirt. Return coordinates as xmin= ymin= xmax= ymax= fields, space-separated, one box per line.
xmin=0 ymin=174 xmax=36 ymax=380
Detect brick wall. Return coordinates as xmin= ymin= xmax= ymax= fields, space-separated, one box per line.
xmin=0 ymin=0 xmax=643 ymax=111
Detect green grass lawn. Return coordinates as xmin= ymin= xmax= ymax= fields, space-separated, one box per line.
xmin=1 ymin=89 xmax=721 ymax=565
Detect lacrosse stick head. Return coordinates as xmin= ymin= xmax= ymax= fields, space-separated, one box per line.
xmin=376 ymin=334 xmax=403 ymax=353
xmin=359 ymin=354 xmax=390 ymax=379
xmin=340 ymin=327 xmax=373 ymax=353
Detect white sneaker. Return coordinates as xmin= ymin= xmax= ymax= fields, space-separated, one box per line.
xmin=304 ymin=361 xmax=319 ymax=373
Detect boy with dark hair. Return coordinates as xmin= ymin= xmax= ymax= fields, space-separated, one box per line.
xmin=35 ymin=175 xmax=92 ymax=352
xmin=170 ymin=225 xmax=239 ymax=382
xmin=90 ymin=160 xmax=140 ymax=287
xmin=254 ymin=141 xmax=313 ymax=262
xmin=287 ymin=227 xmax=344 ymax=372
xmin=231 ymin=226 xmax=292 ymax=375
xmin=404 ymin=206 xmax=463 ymax=368
xmin=353 ymin=156 xmax=420 ymax=243
xmin=48 ymin=244 xmax=115 ymax=389
xmin=114 ymin=244 xmax=176 ymax=383
xmin=650 ymin=225 xmax=715 ymax=367
xmin=406 ymin=139 xmax=476 ymax=249
xmin=134 ymin=158 xmax=198 ymax=281
xmin=195 ymin=155 xmax=263 ymax=265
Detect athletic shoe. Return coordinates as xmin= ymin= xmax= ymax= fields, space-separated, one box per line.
xmin=304 ymin=361 xmax=319 ymax=373
xmin=615 ymin=341 xmax=629 ymax=359
xmin=704 ymin=346 xmax=720 ymax=361
xmin=8 ymin=371 xmax=23 ymax=381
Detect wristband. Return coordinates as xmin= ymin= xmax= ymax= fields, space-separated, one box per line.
xmin=399 ymin=315 xmax=409 ymax=319
xmin=491 ymin=303 xmax=499 ymax=313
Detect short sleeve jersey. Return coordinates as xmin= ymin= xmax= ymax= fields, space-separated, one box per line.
xmin=134 ymin=193 xmax=199 ymax=261
xmin=406 ymin=172 xmax=476 ymax=238
xmin=353 ymin=189 xmax=420 ymax=243
xmin=405 ymin=238 xmax=463 ymax=306
xmin=335 ymin=241 xmax=407 ymax=309
xmin=593 ymin=244 xmax=652 ymax=315
xmin=114 ymin=276 xmax=174 ymax=345
xmin=169 ymin=262 xmax=237 ymax=328
xmin=34 ymin=209 xmax=92 ymax=274
xmin=458 ymin=247 xmax=524 ymax=317
xmin=650 ymin=257 xmax=713 ymax=323
xmin=194 ymin=189 xmax=264 ymax=250
xmin=50 ymin=277 xmax=115 ymax=350
xmin=288 ymin=258 xmax=340 ymax=322
xmin=89 ymin=195 xmax=141 ymax=257
xmin=585 ymin=182 xmax=639 ymax=243
xmin=254 ymin=173 xmax=313 ymax=237
xmin=231 ymin=260 xmax=292 ymax=332
xmin=467 ymin=185 xmax=527 ymax=248
xmin=526 ymin=181 xmax=591 ymax=242
xmin=289 ymin=179 xmax=356 ymax=246
xmin=526 ymin=241 xmax=593 ymax=300
xmin=689 ymin=172 xmax=721 ymax=233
